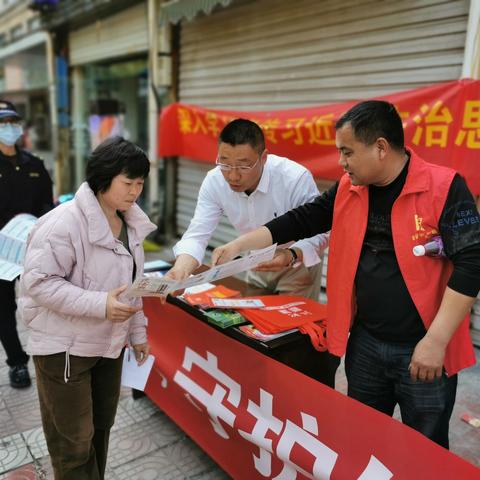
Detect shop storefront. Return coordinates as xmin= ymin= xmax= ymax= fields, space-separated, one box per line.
xmin=69 ymin=2 xmax=149 ymax=195
xmin=0 ymin=32 xmax=54 ymax=174
xmin=82 ymin=59 xmax=148 ymax=151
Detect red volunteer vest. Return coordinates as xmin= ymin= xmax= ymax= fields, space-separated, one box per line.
xmin=327 ymin=149 xmax=475 ymax=375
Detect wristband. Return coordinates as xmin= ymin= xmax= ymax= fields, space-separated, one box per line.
xmin=287 ymin=248 xmax=300 ymax=268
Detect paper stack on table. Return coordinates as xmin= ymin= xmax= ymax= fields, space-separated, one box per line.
xmin=204 ymin=309 xmax=246 ymax=329
xmin=183 ymin=284 xmax=240 ymax=309
xmin=210 ymin=298 xmax=265 ymax=309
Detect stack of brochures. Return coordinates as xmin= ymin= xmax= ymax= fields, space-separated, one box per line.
xmin=209 ymin=298 xmax=265 ymax=309
xmin=204 ymin=309 xmax=246 ymax=329
xmin=183 ymin=284 xmax=240 ymax=309
xmin=238 ymin=324 xmax=298 ymax=341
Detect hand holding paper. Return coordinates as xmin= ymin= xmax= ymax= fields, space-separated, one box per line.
xmin=121 ymin=347 xmax=155 ymax=391
xmin=127 ymin=244 xmax=277 ymax=298
xmin=132 ymin=342 xmax=151 ymax=366
xmin=0 ymin=214 xmax=37 ymax=281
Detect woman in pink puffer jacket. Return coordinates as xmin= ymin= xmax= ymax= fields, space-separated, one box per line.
xmin=19 ymin=137 xmax=156 ymax=480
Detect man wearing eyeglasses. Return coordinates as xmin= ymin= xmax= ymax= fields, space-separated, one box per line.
xmin=0 ymin=100 xmax=53 ymax=389
xmin=166 ymin=118 xmax=338 ymax=386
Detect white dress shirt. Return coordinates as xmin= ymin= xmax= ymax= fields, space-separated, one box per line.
xmin=173 ymin=154 xmax=329 ymax=267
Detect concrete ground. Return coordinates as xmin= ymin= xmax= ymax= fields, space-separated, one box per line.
xmin=1 ymin=252 xmax=478 ymax=478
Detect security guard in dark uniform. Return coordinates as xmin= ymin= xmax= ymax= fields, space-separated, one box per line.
xmin=0 ymin=100 xmax=53 ymax=388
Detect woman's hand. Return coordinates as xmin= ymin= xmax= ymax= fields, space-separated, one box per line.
xmin=106 ymin=285 xmax=142 ymax=322
xmin=132 ymin=342 xmax=150 ymax=366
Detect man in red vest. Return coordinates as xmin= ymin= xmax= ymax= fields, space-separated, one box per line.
xmin=211 ymin=100 xmax=480 ymax=449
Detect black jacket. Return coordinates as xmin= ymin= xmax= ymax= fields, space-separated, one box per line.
xmin=0 ymin=147 xmax=53 ymax=228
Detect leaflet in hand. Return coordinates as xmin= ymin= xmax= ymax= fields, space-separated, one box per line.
xmin=121 ymin=347 xmax=155 ymax=391
xmin=126 ymin=244 xmax=277 ymax=298
xmin=0 ymin=214 xmax=37 ymax=281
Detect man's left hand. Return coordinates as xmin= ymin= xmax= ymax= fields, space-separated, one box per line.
xmin=409 ymin=335 xmax=446 ymax=382
xmin=253 ymin=248 xmax=293 ymax=272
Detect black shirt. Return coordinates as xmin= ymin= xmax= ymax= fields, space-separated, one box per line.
xmin=266 ymin=159 xmax=480 ymax=343
xmin=0 ymin=148 xmax=53 ymax=228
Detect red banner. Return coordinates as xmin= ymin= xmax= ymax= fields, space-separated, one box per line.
xmin=144 ymin=299 xmax=479 ymax=479
xmin=158 ymin=79 xmax=480 ymax=194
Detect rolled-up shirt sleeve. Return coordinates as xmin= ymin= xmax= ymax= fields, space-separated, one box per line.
xmin=293 ymin=232 xmax=330 ymax=267
xmin=173 ymin=174 xmax=224 ymax=265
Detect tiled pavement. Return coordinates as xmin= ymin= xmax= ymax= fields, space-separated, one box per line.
xmin=1 ymin=314 xmax=479 ymax=478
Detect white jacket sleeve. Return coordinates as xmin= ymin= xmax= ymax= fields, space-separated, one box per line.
xmin=173 ymin=174 xmax=224 ymax=264
xmin=21 ymin=227 xmax=108 ymax=319
xmin=289 ymin=170 xmax=330 ymax=267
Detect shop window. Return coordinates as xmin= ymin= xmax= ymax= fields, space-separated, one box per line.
xmin=84 ymin=58 xmax=148 ymax=151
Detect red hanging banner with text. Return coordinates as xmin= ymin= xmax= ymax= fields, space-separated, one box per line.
xmin=158 ymin=79 xmax=480 ymax=194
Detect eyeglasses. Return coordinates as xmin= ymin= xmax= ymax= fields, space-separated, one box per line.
xmin=215 ymin=155 xmax=261 ymax=173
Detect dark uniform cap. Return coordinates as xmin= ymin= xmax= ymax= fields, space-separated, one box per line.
xmin=0 ymin=100 xmax=21 ymax=120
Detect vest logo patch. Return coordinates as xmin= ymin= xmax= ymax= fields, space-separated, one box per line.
xmin=412 ymin=213 xmax=438 ymax=241
xmin=29 ymin=172 xmax=40 ymax=178
xmin=414 ymin=214 xmax=425 ymax=232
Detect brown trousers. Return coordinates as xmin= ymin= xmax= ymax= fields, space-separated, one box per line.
xmin=33 ymin=351 xmax=124 ymax=480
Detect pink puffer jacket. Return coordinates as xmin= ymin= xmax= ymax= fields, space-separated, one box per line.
xmin=19 ymin=182 xmax=156 ymax=361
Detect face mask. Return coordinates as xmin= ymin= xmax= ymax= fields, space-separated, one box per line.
xmin=0 ymin=123 xmax=23 ymax=146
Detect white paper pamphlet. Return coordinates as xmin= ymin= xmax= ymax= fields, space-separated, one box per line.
xmin=121 ymin=347 xmax=155 ymax=391
xmin=0 ymin=214 xmax=37 ymax=281
xmin=183 ymin=282 xmax=216 ymax=295
xmin=210 ymin=298 xmax=265 ymax=309
xmin=126 ymin=244 xmax=277 ymax=298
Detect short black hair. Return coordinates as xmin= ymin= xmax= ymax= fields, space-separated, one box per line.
xmin=219 ymin=118 xmax=265 ymax=153
xmin=86 ymin=136 xmax=150 ymax=195
xmin=336 ymin=100 xmax=404 ymax=151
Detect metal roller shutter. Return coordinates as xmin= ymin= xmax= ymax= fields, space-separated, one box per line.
xmin=176 ymin=0 xmax=470 ymax=270
xmin=179 ymin=0 xmax=469 ymax=108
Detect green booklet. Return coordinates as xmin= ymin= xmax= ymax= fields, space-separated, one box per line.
xmin=204 ymin=309 xmax=245 ymax=329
